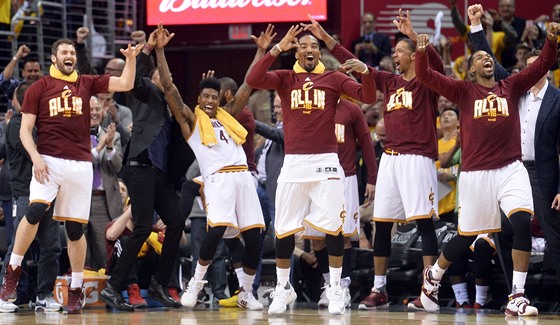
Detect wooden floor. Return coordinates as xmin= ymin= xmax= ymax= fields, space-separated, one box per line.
xmin=2 ymin=303 xmax=559 ymax=324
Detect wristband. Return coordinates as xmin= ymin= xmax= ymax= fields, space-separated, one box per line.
xmin=12 ymin=56 xmax=18 ymax=61
xmin=274 ymin=44 xmax=283 ymax=52
xmin=144 ymin=44 xmax=154 ymax=52
xmin=361 ymin=65 xmax=369 ymax=74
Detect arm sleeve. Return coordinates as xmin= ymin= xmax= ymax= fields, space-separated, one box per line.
xmin=255 ymin=120 xmax=284 ymax=144
xmin=415 ymin=48 xmax=464 ymax=104
xmin=352 ymin=107 xmax=377 ymax=184
xmin=246 ymin=52 xmax=283 ymax=90
xmin=469 ymin=28 xmax=510 ymax=81
xmin=75 ymin=43 xmax=97 ymax=75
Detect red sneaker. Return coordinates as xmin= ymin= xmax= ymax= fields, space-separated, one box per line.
xmin=127 ymin=284 xmax=147 ymax=308
xmin=473 ymin=302 xmax=484 ymax=309
xmin=66 ymin=287 xmax=84 ymax=314
xmin=456 ymin=302 xmax=472 ymax=308
xmin=358 ymin=288 xmax=389 ymax=310
xmin=167 ymin=287 xmax=181 ymax=303
xmin=0 ymin=265 xmax=22 ymax=302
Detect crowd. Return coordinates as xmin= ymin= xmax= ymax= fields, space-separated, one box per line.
xmin=0 ymin=0 xmax=559 ymax=319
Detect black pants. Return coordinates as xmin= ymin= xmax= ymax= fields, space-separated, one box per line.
xmin=109 ymin=165 xmax=185 ymax=291
xmin=526 ymin=164 xmax=560 ymax=279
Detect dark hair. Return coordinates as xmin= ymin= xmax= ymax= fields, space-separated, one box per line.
xmin=199 ymin=77 xmax=221 ymax=94
xmin=441 ymin=106 xmax=459 ymax=119
xmin=22 ymin=57 xmax=41 ymax=69
xmin=51 ymin=39 xmax=75 ymax=56
xmin=398 ymin=38 xmax=416 ymax=52
xmin=219 ymin=77 xmax=238 ymax=94
xmin=15 ymin=80 xmax=34 ymax=105
xmin=467 ymin=54 xmax=475 ymax=69
xmin=524 ymin=49 xmax=541 ymax=65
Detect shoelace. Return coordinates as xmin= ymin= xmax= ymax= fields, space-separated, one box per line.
xmin=268 ymin=287 xmax=287 ymax=301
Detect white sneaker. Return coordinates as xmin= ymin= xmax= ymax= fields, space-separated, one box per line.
xmin=181 ymin=278 xmax=207 ymax=307
xmin=31 ymin=296 xmax=63 ymax=312
xmin=326 ymin=284 xmax=346 ymax=315
xmin=505 ymin=293 xmax=538 ymax=316
xmin=0 ymin=300 xmax=17 ymax=313
xmin=419 ymin=267 xmax=440 ymax=312
xmin=318 ymin=287 xmax=329 ymax=308
xmin=237 ymin=290 xmax=263 ymax=310
xmin=267 ymin=283 xmax=297 ymax=315
xmin=343 ymin=287 xmax=351 ymax=308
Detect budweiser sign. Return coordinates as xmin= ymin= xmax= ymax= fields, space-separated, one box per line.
xmin=147 ymin=0 xmax=327 ymax=25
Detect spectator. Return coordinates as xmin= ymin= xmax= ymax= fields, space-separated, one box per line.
xmin=351 ymin=13 xmax=392 ymax=68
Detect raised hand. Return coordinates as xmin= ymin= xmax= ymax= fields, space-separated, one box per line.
xmin=76 ymin=26 xmax=89 ymax=44
xmin=106 ymin=123 xmax=116 ymax=147
xmin=300 ymin=14 xmax=336 ymax=50
xmin=119 ymin=42 xmax=144 ymax=59
xmin=416 ymin=34 xmax=430 ymax=53
xmin=277 ymin=25 xmax=303 ymax=52
xmin=155 ymin=22 xmax=175 ymax=49
xmin=340 ymin=58 xmax=369 ymax=75
xmin=130 ymin=30 xmax=147 ymax=44
xmin=467 ymin=4 xmax=484 ymax=26
xmin=547 ymin=22 xmax=560 ymax=41
xmin=393 ymin=9 xmax=417 ymax=41
xmin=201 ymin=70 xmax=215 ymax=80
xmin=251 ymin=24 xmax=277 ymax=51
xmin=15 ymin=44 xmax=30 ymax=60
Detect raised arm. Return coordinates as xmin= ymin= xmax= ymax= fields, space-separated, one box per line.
xmin=225 ymin=24 xmax=277 ymax=117
xmin=75 ymin=27 xmax=97 ymax=75
xmin=255 ymin=120 xmax=284 ymax=144
xmin=2 ymin=45 xmax=30 ymax=80
xmin=467 ymin=4 xmax=509 ymax=81
xmin=107 ymin=44 xmax=143 ymax=92
xmin=154 ymin=23 xmax=195 ymax=140
xmin=449 ymin=0 xmax=468 ymax=38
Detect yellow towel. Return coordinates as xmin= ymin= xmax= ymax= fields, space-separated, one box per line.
xmin=194 ymin=105 xmax=247 ymax=147
xmin=293 ymin=60 xmax=325 ymax=74
xmin=49 ymin=64 xmax=78 ymax=82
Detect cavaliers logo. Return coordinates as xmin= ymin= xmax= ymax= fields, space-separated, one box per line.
xmin=428 ymin=188 xmax=435 ymax=206
xmin=340 ymin=207 xmax=347 ymax=224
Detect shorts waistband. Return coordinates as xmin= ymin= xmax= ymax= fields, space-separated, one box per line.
xmin=384 ymin=148 xmax=400 ymax=156
xmin=217 ymin=165 xmax=248 ymax=173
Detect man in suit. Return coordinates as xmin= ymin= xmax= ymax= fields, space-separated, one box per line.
xmin=469 ymin=2 xmax=560 ymax=288
xmin=85 ymin=96 xmax=123 ymax=271
xmin=350 ymin=13 xmax=392 ymax=68
xmin=99 ymin=31 xmax=194 ymax=311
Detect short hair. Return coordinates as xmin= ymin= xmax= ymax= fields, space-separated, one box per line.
xmin=524 ymin=49 xmax=541 ymax=65
xmin=398 ymin=38 xmax=416 ymax=52
xmin=199 ymin=77 xmax=221 ymax=94
xmin=467 ymin=53 xmax=476 ymax=69
xmin=51 ymin=39 xmax=75 ymax=56
xmin=22 ymin=57 xmax=41 ymax=69
xmin=219 ymin=77 xmax=238 ymax=94
xmin=15 ymin=80 xmax=34 ymax=105
xmin=441 ymin=106 xmax=459 ymax=119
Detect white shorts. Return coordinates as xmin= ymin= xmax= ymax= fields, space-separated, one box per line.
xmin=29 ymin=155 xmax=92 ymax=224
xmin=457 ymin=160 xmax=533 ymax=235
xmin=306 ymin=175 xmax=360 ymax=239
xmin=373 ymin=154 xmax=438 ymax=222
xmin=203 ymin=171 xmax=265 ymax=238
xmin=275 ymin=177 xmax=345 ymax=239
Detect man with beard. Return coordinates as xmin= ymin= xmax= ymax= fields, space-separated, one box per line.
xmin=0 ymin=38 xmax=141 ymax=314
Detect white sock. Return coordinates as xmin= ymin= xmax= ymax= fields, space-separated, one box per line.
xmin=329 ymin=266 xmax=342 ymax=286
xmin=276 ymin=267 xmax=290 ymax=287
xmin=194 ymin=262 xmax=209 ymax=281
xmin=512 ymin=271 xmax=527 ymax=294
xmin=322 ymin=273 xmax=330 ymax=285
xmin=241 ymin=271 xmax=255 ymax=293
xmin=70 ymin=272 xmax=83 ymax=289
xmin=452 ymin=283 xmax=469 ymax=305
xmin=430 ymin=261 xmax=447 ymax=281
xmin=235 ymin=267 xmax=245 ymax=290
xmin=374 ymin=275 xmax=387 ymax=290
xmin=9 ymin=253 xmax=24 ymax=267
xmin=475 ymin=285 xmax=490 ymax=306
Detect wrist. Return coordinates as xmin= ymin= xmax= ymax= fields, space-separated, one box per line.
xmin=274 ymin=44 xmax=283 ymax=53
xmin=12 ymin=56 xmax=18 ymax=61
xmin=143 ymin=44 xmax=154 ymax=54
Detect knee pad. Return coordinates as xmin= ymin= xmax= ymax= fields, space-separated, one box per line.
xmin=442 ymin=234 xmax=476 ymax=262
xmin=65 ymin=221 xmax=84 ymax=241
xmin=199 ymin=226 xmax=227 ymax=261
xmin=325 ymin=233 xmax=344 ymax=257
xmin=25 ymin=202 xmax=49 ymax=225
xmin=373 ymin=221 xmax=393 ymax=257
xmin=241 ymin=228 xmax=261 ymax=270
xmin=275 ymin=235 xmax=295 ymax=260
xmin=416 ymin=218 xmax=438 ymax=257
xmin=510 ymin=212 xmax=532 ymax=252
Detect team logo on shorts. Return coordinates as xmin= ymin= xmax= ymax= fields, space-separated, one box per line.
xmin=428 ymin=188 xmax=435 ymax=206
xmin=340 ymin=207 xmax=347 ymax=224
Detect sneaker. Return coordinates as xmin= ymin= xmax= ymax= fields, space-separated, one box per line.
xmin=358 ymin=288 xmax=389 ymax=310
xmin=167 ymin=288 xmax=181 ymax=303
xmin=267 ymin=283 xmax=297 ymax=315
xmin=181 ymin=278 xmax=207 ymax=307
xmin=343 ymin=287 xmax=352 ymax=308
xmin=219 ymin=290 xmax=239 ymax=307
xmin=0 ymin=265 xmax=21 ymax=302
xmin=66 ymin=287 xmax=84 ymax=314
xmin=407 ymin=297 xmax=424 ymax=311
xmin=418 ymin=267 xmax=440 ymax=312
xmin=318 ymin=287 xmax=329 ymax=308
xmin=0 ymin=300 xmax=18 ymax=313
xmin=32 ymin=296 xmax=63 ymax=312
xmin=456 ymin=301 xmax=472 ymax=308
xmin=326 ymin=284 xmax=345 ymax=315
xmin=505 ymin=293 xmax=538 ymax=316
xmin=238 ymin=289 xmax=263 ymax=310
xmin=473 ymin=302 xmax=484 ymax=309
xmin=126 ymin=284 xmax=147 ymax=308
